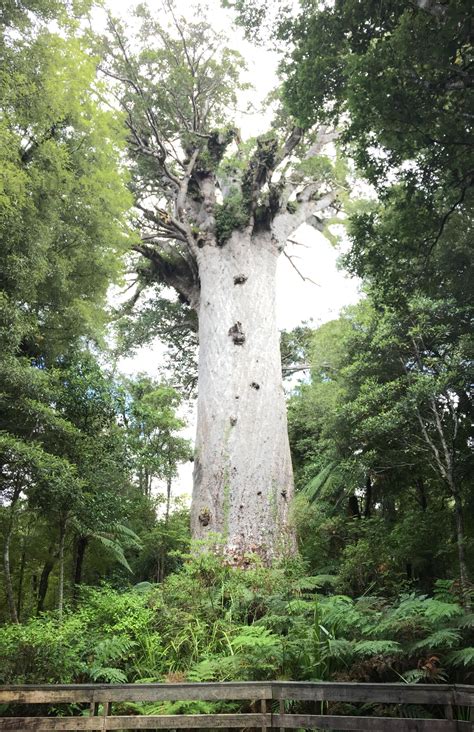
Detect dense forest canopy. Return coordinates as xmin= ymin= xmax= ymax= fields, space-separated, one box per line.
xmin=0 ymin=0 xmax=473 ymax=700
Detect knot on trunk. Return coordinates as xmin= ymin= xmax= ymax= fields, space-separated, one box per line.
xmin=198 ymin=508 xmax=211 ymax=526
xmin=233 ymin=274 xmax=247 ymax=285
xmin=250 ymin=382 xmax=260 ymax=390
xmin=229 ymin=321 xmax=245 ymax=345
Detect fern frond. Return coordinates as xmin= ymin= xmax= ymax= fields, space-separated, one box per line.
xmin=92 ymin=535 xmax=132 ymax=572
xmin=293 ymin=575 xmax=339 ymax=591
xmin=303 ymin=462 xmax=337 ymax=503
xmin=354 ymin=640 xmax=401 ymax=657
xmin=327 ymin=638 xmax=354 ymax=659
xmin=447 ymin=647 xmax=474 ymax=667
xmin=410 ymin=628 xmax=461 ymax=651
xmin=456 ymin=613 xmax=474 ymax=629
xmin=89 ymin=666 xmax=128 ymax=683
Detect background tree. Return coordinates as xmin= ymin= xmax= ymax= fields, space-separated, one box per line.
xmin=0 ymin=0 xmax=137 ymax=620
xmin=288 ymin=296 xmax=473 ymax=600
xmin=122 ymin=376 xmax=192 ymax=510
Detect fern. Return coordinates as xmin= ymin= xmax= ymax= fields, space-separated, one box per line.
xmin=286 ymin=599 xmax=314 ymax=614
xmin=410 ymin=628 xmax=461 ymax=651
xmin=354 ymin=640 xmax=401 ymax=657
xmin=93 ymin=535 xmax=133 ymax=572
xmin=447 ymin=647 xmax=474 ymax=667
xmin=456 ymin=613 xmax=474 ymax=629
xmin=327 ymin=638 xmax=354 ymax=660
xmin=92 ymin=636 xmax=136 ymax=663
xmin=85 ymin=635 xmax=135 ymax=684
xmin=399 ymin=669 xmax=426 ymax=684
xmin=433 ymin=579 xmax=458 ymax=603
xmin=187 ymin=656 xmax=239 ymax=682
xmin=231 ymin=626 xmax=280 ymax=650
xmin=303 ymin=462 xmax=337 ymax=502
xmin=293 ymin=575 xmax=339 ymax=591
xmin=421 ymin=599 xmax=464 ymax=622
xmin=89 ymin=666 xmax=128 ymax=683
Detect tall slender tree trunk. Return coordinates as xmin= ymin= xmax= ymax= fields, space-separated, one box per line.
xmin=16 ymin=546 xmax=26 ymax=622
xmin=416 ymin=477 xmax=428 ymax=512
xmin=447 ymin=472 xmax=470 ymax=608
xmin=191 ymin=233 xmax=295 ymax=562
xmin=414 ymin=395 xmax=470 ymax=606
xmin=3 ymin=529 xmax=18 ymax=624
xmin=72 ymin=535 xmax=88 ymax=602
xmin=57 ymin=517 xmax=66 ymax=620
xmin=165 ymin=473 xmax=172 ymax=523
xmin=37 ymin=548 xmax=55 ymax=614
xmin=363 ymin=475 xmax=372 ymax=518
xmin=3 ymin=484 xmax=21 ymax=624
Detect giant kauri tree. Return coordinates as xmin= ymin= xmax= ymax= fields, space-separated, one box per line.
xmin=103 ymin=5 xmax=339 ymax=561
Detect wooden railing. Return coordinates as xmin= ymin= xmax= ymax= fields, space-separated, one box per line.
xmin=0 ymin=681 xmax=473 ymax=730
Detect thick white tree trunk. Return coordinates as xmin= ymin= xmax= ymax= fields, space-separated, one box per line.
xmin=191 ymin=232 xmax=295 ymax=561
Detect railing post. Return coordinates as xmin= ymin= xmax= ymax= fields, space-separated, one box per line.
xmin=444 ymin=684 xmax=455 ymax=728
xmin=101 ymin=700 xmax=111 ymax=731
xmin=279 ymin=698 xmax=285 ymax=732
xmin=261 ymin=697 xmax=267 ymax=732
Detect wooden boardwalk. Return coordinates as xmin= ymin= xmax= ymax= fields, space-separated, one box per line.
xmin=0 ymin=681 xmax=472 ymax=730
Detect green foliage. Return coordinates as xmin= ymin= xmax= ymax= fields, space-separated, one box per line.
xmin=273 ymin=0 xmax=473 ymax=305
xmin=288 ymin=293 xmax=473 ymax=597
xmin=1 ymin=555 xmax=473 ymax=687
xmin=120 ymin=375 xmax=192 ymax=498
xmin=214 ymin=189 xmax=250 ymax=245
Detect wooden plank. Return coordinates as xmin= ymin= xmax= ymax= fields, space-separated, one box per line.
xmin=0 ymin=690 xmax=95 ymax=704
xmin=454 ymin=685 xmax=474 ymax=706
xmin=104 ymin=714 xmax=271 ymax=730
xmin=0 ymin=719 xmax=102 ymax=730
xmin=0 ymin=682 xmax=271 ymax=705
xmin=273 ymin=682 xmax=454 ymax=705
xmin=275 ymin=713 xmax=461 ymax=731
xmin=0 ymin=713 xmax=272 ymax=731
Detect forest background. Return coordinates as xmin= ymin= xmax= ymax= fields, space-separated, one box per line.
xmin=0 ymin=0 xmax=473 ymax=696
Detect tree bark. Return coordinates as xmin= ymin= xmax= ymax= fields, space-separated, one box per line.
xmin=16 ymin=546 xmax=26 ymax=622
xmin=3 ymin=528 xmax=19 ymax=624
xmin=190 ymin=232 xmax=295 ymax=562
xmin=72 ymin=534 xmax=88 ymax=602
xmin=165 ymin=472 xmax=172 ymax=523
xmin=57 ymin=517 xmax=66 ymax=619
xmin=363 ymin=475 xmax=372 ymax=519
xmin=37 ymin=549 xmax=55 ymax=614
xmin=3 ymin=484 xmax=21 ymax=624
xmin=416 ymin=477 xmax=428 ymax=512
xmin=348 ymin=495 xmax=361 ymax=519
xmin=447 ymin=472 xmax=470 ymax=608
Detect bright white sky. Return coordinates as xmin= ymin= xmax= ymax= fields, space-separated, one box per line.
xmin=100 ymin=0 xmax=362 ymax=503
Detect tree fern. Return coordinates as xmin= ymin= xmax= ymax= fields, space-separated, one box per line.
xmin=91 ymin=524 xmax=142 ymax=572
xmin=302 ymin=462 xmax=337 ymax=503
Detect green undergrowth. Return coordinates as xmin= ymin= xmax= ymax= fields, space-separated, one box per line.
xmin=1 ymin=552 xmax=473 ymax=688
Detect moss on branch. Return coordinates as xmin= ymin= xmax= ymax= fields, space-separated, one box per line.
xmin=214 ymin=189 xmax=251 ymax=245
